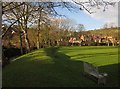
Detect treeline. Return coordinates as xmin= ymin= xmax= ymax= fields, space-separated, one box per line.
xmin=2 ymin=22 xmax=74 ymax=48
xmin=88 ymin=27 xmax=119 ymax=40
xmin=2 ymin=17 xmax=78 ymax=67
xmin=2 ymin=25 xmax=119 ymax=67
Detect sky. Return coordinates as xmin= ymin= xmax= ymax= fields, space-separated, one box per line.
xmin=54 ymin=2 xmax=118 ymax=30
xmin=2 ymin=1 xmax=118 ymax=31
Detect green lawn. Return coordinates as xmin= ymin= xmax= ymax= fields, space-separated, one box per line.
xmin=3 ymin=46 xmax=119 ymax=87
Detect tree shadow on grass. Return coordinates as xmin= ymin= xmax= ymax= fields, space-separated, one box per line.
xmin=99 ymin=63 xmax=119 ymax=87
xmin=44 ymin=47 xmax=119 ymax=87
xmin=43 ymin=47 xmax=93 ymax=87
xmin=3 ymin=47 xmax=119 ymax=87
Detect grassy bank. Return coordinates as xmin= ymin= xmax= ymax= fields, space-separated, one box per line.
xmin=3 ymin=46 xmax=119 ymax=87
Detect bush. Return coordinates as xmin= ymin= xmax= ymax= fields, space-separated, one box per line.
xmin=90 ymin=42 xmax=97 ymax=46
xmin=2 ymin=47 xmax=26 ymax=67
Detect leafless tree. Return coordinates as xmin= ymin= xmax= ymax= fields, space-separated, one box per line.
xmin=1 ymin=1 xmax=116 ymax=51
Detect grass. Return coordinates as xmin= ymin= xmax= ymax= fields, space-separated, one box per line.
xmin=3 ymin=46 xmax=119 ymax=87
xmin=59 ymin=46 xmax=118 ymax=66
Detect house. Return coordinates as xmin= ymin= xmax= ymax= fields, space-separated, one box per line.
xmin=80 ymin=35 xmax=85 ymax=41
xmin=69 ymin=37 xmax=81 ymax=46
xmin=69 ymin=34 xmax=119 ymax=46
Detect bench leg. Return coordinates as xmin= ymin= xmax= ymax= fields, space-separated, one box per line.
xmin=98 ymin=77 xmax=106 ymax=85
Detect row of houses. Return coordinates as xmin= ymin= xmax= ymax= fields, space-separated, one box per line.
xmin=69 ymin=34 xmax=119 ymax=46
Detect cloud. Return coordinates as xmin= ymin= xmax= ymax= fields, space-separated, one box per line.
xmin=84 ymin=2 xmax=118 ymax=27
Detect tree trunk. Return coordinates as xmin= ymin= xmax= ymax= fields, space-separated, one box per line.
xmin=19 ymin=31 xmax=23 ymax=55
xmin=23 ymin=29 xmax=30 ymax=53
xmin=18 ymin=21 xmax=24 ymax=55
xmin=23 ymin=5 xmax=30 ymax=53
xmin=36 ymin=7 xmax=42 ymax=49
xmin=37 ymin=30 xmax=40 ymax=49
xmin=19 ymin=23 xmax=30 ymax=54
xmin=37 ymin=18 xmax=41 ymax=49
xmin=57 ymin=40 xmax=60 ymax=46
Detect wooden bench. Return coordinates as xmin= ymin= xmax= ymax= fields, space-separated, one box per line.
xmin=83 ymin=62 xmax=108 ymax=85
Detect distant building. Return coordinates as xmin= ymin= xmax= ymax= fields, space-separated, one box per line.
xmin=80 ymin=35 xmax=85 ymax=41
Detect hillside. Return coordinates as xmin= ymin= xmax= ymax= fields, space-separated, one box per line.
xmin=88 ymin=28 xmax=119 ymax=40
xmin=3 ymin=46 xmax=119 ymax=87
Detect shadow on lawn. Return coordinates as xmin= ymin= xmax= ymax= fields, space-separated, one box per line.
xmin=99 ymin=64 xmax=119 ymax=87
xmin=43 ymin=47 xmax=92 ymax=86
xmin=44 ymin=47 xmax=119 ymax=87
xmin=3 ymin=47 xmax=119 ymax=87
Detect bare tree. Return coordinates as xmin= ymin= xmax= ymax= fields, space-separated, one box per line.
xmin=1 ymin=1 xmax=116 ymax=50
xmin=2 ymin=2 xmax=34 ymax=53
xmin=2 ymin=1 xmax=116 ymax=37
